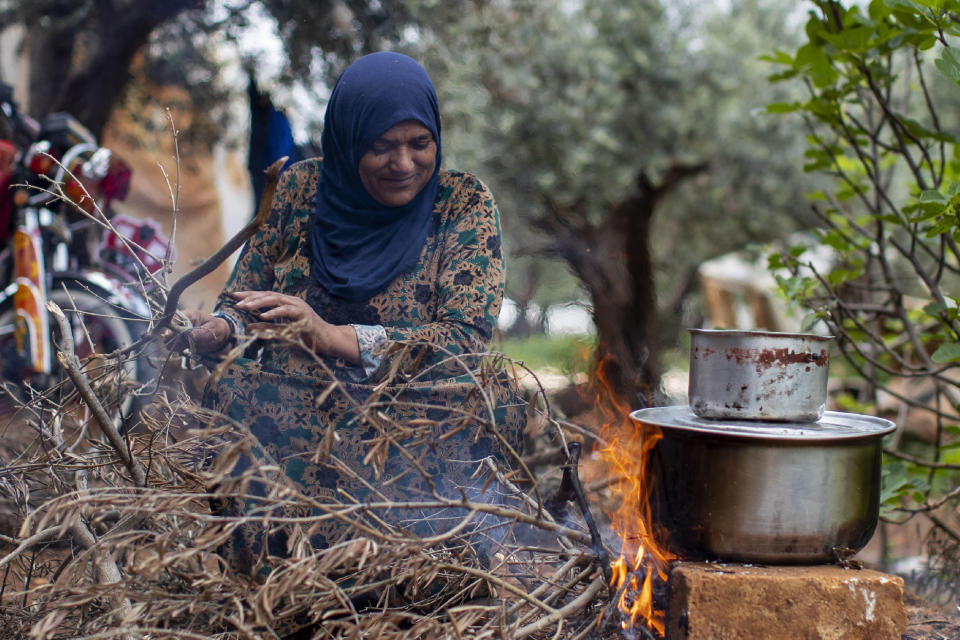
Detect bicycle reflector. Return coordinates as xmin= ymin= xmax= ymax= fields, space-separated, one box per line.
xmin=63 ymin=175 xmax=95 ymax=213
xmin=101 ymin=153 xmax=132 ymax=205
xmin=25 ymin=140 xmax=57 ymax=177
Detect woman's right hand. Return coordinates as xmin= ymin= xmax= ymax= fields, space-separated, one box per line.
xmin=167 ymin=309 xmax=232 ymax=353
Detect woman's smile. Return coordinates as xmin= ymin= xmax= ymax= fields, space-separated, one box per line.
xmin=358 ymin=120 xmax=437 ymax=207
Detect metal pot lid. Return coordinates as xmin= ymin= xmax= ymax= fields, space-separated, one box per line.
xmin=688 ymin=328 xmax=833 ymax=342
xmin=630 ymin=406 xmax=896 ymax=442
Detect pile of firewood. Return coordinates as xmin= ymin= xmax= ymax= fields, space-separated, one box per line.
xmin=0 ymin=313 xmax=635 ymax=639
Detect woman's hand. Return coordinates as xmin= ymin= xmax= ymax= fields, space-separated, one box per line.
xmin=166 ymin=309 xmax=232 ymax=353
xmin=232 ymin=290 xmax=360 ymax=363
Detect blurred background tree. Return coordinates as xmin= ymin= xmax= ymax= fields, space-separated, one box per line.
xmin=0 ymin=0 xmax=438 ymax=136
xmin=414 ymin=0 xmax=819 ymax=404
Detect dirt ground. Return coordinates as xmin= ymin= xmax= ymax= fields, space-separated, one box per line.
xmin=905 ymin=591 xmax=960 ymax=639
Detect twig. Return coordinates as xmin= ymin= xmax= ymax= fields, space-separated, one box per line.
xmin=0 ymin=526 xmax=65 ymax=571
xmin=48 ymin=301 xmax=147 ymax=486
xmin=433 ymin=562 xmax=558 ymax=615
xmin=512 ymin=575 xmax=606 ymax=639
xmin=884 ymin=447 xmax=960 ymax=470
xmin=155 ymin=155 xmax=288 ymax=332
xmin=547 ymin=442 xmax=611 ymax=582
xmin=67 ymin=520 xmax=126 ymax=594
xmin=925 ymin=512 xmax=960 ymax=544
xmin=507 ymin=553 xmax=583 ymax=616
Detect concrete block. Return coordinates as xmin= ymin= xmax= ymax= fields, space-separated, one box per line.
xmin=667 ymin=561 xmax=907 ymax=640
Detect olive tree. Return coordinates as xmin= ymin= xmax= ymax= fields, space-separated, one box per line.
xmin=417 ymin=0 xmax=814 ymax=405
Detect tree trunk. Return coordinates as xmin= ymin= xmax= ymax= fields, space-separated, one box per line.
xmin=27 ymin=0 xmax=204 ymax=136
xmin=25 ymin=1 xmax=77 ymax=117
xmin=566 ymin=191 xmax=659 ymax=408
xmin=544 ymin=163 xmax=707 ymax=407
xmin=505 ymin=262 xmax=543 ymax=338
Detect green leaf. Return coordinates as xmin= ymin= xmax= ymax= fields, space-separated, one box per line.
xmin=931 ymin=343 xmax=960 ymax=363
xmin=944 ymin=424 xmax=960 ymax=437
xmin=920 ymin=189 xmax=948 ymax=204
xmin=880 ymin=461 xmax=910 ymax=506
xmin=923 ymin=301 xmax=945 ymax=317
xmin=936 ymin=47 xmax=960 ymax=84
xmin=795 ymin=43 xmax=839 ymax=88
xmin=927 ymin=216 xmax=956 ymax=237
xmin=837 ymin=183 xmax=866 ymax=200
xmin=801 ymin=312 xmax=821 ymax=332
xmin=767 ymin=70 xmax=798 ymax=83
xmin=885 ymin=0 xmax=938 ymax=29
xmin=822 ymin=230 xmax=852 ymax=252
xmin=766 ymin=102 xmax=800 ymax=114
xmin=827 ymin=268 xmax=855 ymax=286
xmin=758 ymin=50 xmax=795 ymax=66
xmin=908 ymin=197 xmax=948 ymax=221
xmin=898 ymin=114 xmax=955 ymax=142
xmin=820 ymin=26 xmax=876 ymax=53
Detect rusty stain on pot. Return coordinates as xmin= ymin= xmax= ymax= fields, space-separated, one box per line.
xmin=688 ymin=330 xmax=833 ymax=421
xmin=713 ymin=347 xmax=829 ymax=372
xmin=691 ymin=346 xmax=828 ymax=365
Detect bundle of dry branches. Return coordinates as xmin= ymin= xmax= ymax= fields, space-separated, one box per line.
xmin=0 ymin=320 xmax=616 ymax=639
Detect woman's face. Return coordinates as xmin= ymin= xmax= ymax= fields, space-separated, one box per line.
xmin=358 ymin=120 xmax=437 ymax=207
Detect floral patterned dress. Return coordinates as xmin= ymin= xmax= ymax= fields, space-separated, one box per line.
xmin=201 ymin=159 xmax=526 ymax=570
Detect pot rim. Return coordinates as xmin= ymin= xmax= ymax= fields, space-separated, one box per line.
xmin=689 ymin=328 xmax=834 ymax=342
xmin=631 ymin=406 xmax=895 ymax=442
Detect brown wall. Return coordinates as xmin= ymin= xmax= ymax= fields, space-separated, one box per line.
xmin=101 ymin=78 xmax=253 ymax=311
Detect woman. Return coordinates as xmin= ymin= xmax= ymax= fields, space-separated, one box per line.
xmin=178 ymin=52 xmax=525 ymax=571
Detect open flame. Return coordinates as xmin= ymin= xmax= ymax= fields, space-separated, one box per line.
xmin=587 ymin=353 xmax=675 ymax=636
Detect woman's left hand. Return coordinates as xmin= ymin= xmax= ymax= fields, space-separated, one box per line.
xmin=232 ymin=290 xmax=360 ymax=362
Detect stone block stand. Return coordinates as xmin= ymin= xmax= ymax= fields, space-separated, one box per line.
xmin=668 ymin=561 xmax=907 ymax=640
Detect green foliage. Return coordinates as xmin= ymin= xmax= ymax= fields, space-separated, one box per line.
xmin=413 ymin=0 xmax=818 ymax=355
xmin=498 ymin=334 xmax=594 ymax=377
xmin=880 ymin=459 xmax=931 ymax=518
xmin=767 ymin=0 xmax=960 ymax=550
xmin=932 ymin=342 xmax=960 ymax=362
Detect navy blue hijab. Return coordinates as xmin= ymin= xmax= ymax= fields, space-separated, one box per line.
xmin=310 ymin=52 xmax=442 ymax=301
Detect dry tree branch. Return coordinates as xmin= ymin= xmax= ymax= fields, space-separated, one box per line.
xmin=47 ymin=301 xmax=146 ymax=487
xmin=884 ymin=447 xmax=960 ymax=470
xmin=0 ymin=526 xmax=65 ymax=572
xmin=155 ymin=155 xmax=288 ymax=333
xmin=513 ymin=575 xmax=606 ymax=640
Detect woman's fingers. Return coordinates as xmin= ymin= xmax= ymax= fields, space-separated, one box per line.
xmin=233 ymin=291 xmax=311 ymax=322
xmin=231 ymin=290 xmax=325 ymax=350
xmin=233 ymin=291 xmax=301 ymax=310
xmin=165 ymin=311 xmax=231 ymax=353
xmin=163 ymin=309 xmax=207 ymax=349
xmin=231 ymin=290 xmax=286 ymax=308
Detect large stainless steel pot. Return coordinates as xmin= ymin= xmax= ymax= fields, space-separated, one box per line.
xmin=631 ymin=406 xmax=896 ymax=564
xmin=689 ymin=329 xmax=832 ymax=422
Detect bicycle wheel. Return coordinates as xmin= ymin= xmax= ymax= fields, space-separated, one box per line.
xmin=0 ymin=284 xmax=146 ymax=426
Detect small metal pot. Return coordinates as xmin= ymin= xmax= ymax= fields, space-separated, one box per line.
xmin=631 ymin=407 xmax=895 ymax=564
xmin=689 ymin=329 xmax=832 ymax=422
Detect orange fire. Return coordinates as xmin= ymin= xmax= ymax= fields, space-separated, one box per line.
xmin=587 ymin=353 xmax=675 ymax=636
